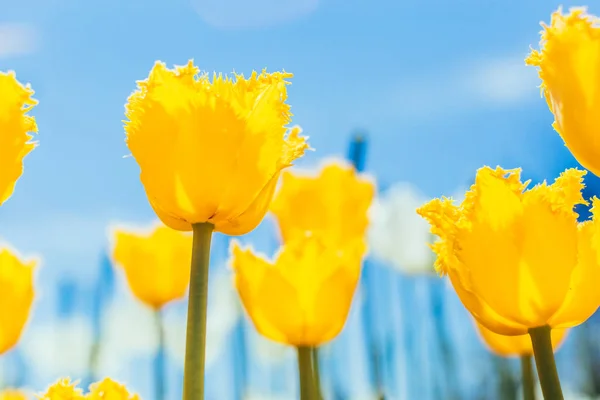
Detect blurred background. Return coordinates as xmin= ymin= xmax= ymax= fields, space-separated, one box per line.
xmin=1 ymin=0 xmax=599 ymax=399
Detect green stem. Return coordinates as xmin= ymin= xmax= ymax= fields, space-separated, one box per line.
xmin=521 ymin=354 xmax=536 ymax=400
xmin=311 ymin=347 xmax=323 ymax=400
xmin=155 ymin=309 xmax=166 ymax=400
xmin=183 ymin=222 xmax=214 ymax=400
xmin=529 ymin=326 xmax=563 ymax=400
xmin=297 ymin=346 xmax=315 ymax=400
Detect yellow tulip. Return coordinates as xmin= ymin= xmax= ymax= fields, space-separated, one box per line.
xmin=39 ymin=379 xmax=83 ymax=400
xmin=86 ymin=378 xmax=140 ymax=400
xmin=40 ymin=378 xmax=138 ymax=400
xmin=475 ymin=321 xmax=568 ymax=357
xmin=0 ymin=390 xmax=28 ymax=400
xmin=270 ymin=161 xmax=375 ymax=244
xmin=417 ymin=166 xmax=600 ymax=335
xmin=112 ymin=223 xmax=193 ymax=309
xmin=231 ymin=233 xmax=365 ymax=346
xmin=0 ymin=71 xmax=38 ymax=206
xmin=124 ymin=61 xmax=309 ymax=235
xmin=0 ymin=247 xmax=36 ymax=354
xmin=526 ymin=7 xmax=600 ymax=176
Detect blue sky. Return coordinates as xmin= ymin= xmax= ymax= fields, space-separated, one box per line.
xmin=0 ymin=0 xmax=592 ymax=310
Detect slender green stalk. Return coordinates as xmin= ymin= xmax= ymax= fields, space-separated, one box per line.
xmin=529 ymin=326 xmax=563 ymax=400
xmin=521 ymin=354 xmax=536 ymax=400
xmin=297 ymin=346 xmax=316 ymax=400
xmin=311 ymin=347 xmax=323 ymax=400
xmin=183 ymin=223 xmax=214 ymax=400
xmin=155 ymin=309 xmax=166 ymax=400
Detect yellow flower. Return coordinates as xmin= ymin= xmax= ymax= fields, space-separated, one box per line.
xmin=270 ymin=161 xmax=375 ymax=244
xmin=0 ymin=71 xmax=38 ymax=206
xmin=475 ymin=321 xmax=568 ymax=357
xmin=417 ymin=166 xmax=600 ymax=335
xmin=124 ymin=61 xmax=309 ymax=235
xmin=112 ymin=223 xmax=193 ymax=309
xmin=231 ymin=233 xmax=365 ymax=346
xmin=86 ymin=378 xmax=139 ymax=400
xmin=0 ymin=247 xmax=36 ymax=354
xmin=39 ymin=379 xmax=83 ymax=400
xmin=526 ymin=7 xmax=600 ymax=176
xmin=40 ymin=378 xmax=138 ymax=400
xmin=0 ymin=390 xmax=28 ymax=400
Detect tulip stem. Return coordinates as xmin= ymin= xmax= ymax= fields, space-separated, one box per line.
xmin=529 ymin=326 xmax=563 ymax=400
xmin=312 ymin=347 xmax=323 ymax=400
xmin=297 ymin=346 xmax=316 ymax=400
xmin=521 ymin=354 xmax=536 ymax=400
xmin=155 ymin=308 xmax=166 ymax=400
xmin=183 ymin=222 xmax=214 ymax=400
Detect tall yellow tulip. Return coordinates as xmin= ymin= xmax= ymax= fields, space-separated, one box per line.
xmin=0 ymin=71 xmax=38 ymax=205
xmin=111 ymin=223 xmax=192 ymax=309
xmin=124 ymin=60 xmax=308 ymax=235
xmin=124 ymin=60 xmax=309 ymax=400
xmin=270 ymin=161 xmax=375 ymax=244
xmin=526 ymin=7 xmax=600 ymax=176
xmin=418 ymin=166 xmax=600 ymax=399
xmin=231 ymin=233 xmax=365 ymax=347
xmin=418 ymin=167 xmax=600 ymax=335
xmin=0 ymin=247 xmax=36 ymax=355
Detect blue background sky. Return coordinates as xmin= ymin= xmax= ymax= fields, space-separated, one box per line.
xmin=0 ymin=0 xmax=588 ymax=278
xmin=0 ymin=0 xmax=598 ymax=398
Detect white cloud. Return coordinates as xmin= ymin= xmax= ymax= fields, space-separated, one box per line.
xmin=0 ymin=23 xmax=37 ymax=58
xmin=464 ymin=56 xmax=540 ymax=104
xmin=382 ymin=54 xmax=540 ymax=120
xmin=191 ymin=0 xmax=319 ymax=29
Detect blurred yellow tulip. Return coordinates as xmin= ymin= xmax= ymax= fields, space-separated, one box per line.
xmin=0 ymin=247 xmax=36 ymax=354
xmin=475 ymin=321 xmax=568 ymax=357
xmin=0 ymin=71 xmax=38 ymax=206
xmin=40 ymin=378 xmax=138 ymax=400
xmin=112 ymin=223 xmax=193 ymax=309
xmin=124 ymin=61 xmax=309 ymax=235
xmin=270 ymin=161 xmax=375 ymax=244
xmin=417 ymin=167 xmax=600 ymax=335
xmin=87 ymin=378 xmax=140 ymax=400
xmin=231 ymin=233 xmax=365 ymax=346
xmin=39 ymin=379 xmax=83 ymax=400
xmin=0 ymin=390 xmax=28 ymax=400
xmin=527 ymin=7 xmax=600 ymax=176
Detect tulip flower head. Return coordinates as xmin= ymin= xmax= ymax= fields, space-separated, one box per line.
xmin=231 ymin=232 xmax=366 ymax=346
xmin=270 ymin=160 xmax=375 ymax=244
xmin=0 ymin=71 xmax=38 ymax=206
xmin=417 ymin=166 xmax=600 ymax=335
xmin=124 ymin=61 xmax=309 ymax=235
xmin=0 ymin=247 xmax=36 ymax=354
xmin=475 ymin=321 xmax=568 ymax=357
xmin=40 ymin=378 xmax=139 ymax=400
xmin=526 ymin=7 xmax=600 ymax=176
xmin=111 ymin=223 xmax=193 ymax=309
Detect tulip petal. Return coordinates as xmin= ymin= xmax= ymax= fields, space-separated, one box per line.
xmin=548 ymin=202 xmax=600 ymax=327
xmin=0 ymin=72 xmax=37 ymax=206
xmin=526 ymin=8 xmax=600 ymax=176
